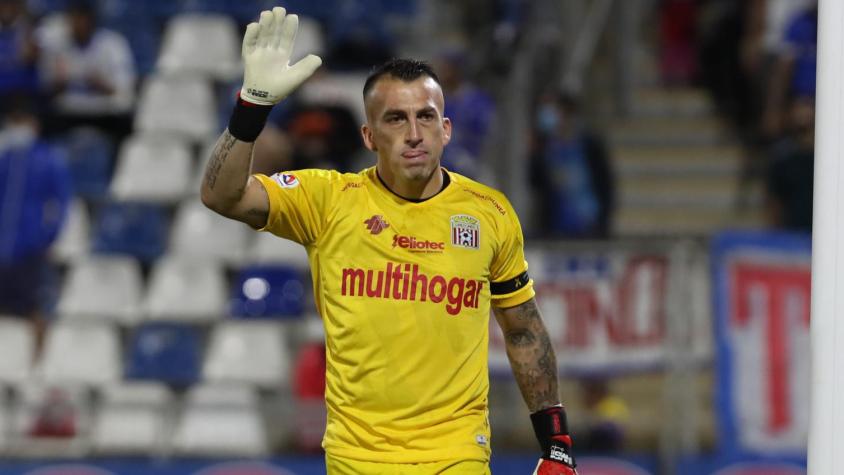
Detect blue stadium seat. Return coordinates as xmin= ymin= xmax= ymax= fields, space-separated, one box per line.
xmin=126 ymin=323 xmax=201 ymax=386
xmin=62 ymin=128 xmax=114 ymax=200
xmin=92 ymin=202 xmax=168 ymax=262
xmin=231 ymin=265 xmax=308 ymax=319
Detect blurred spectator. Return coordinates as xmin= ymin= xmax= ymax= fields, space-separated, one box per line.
xmin=530 ymin=91 xmax=615 ymax=239
xmin=293 ymin=317 xmax=326 ymax=453
xmin=762 ymin=2 xmax=817 ymax=140
xmin=658 ymin=0 xmax=698 ymax=85
xmin=765 ymin=96 xmax=814 ymax=233
xmin=697 ymin=0 xmax=758 ymax=140
xmin=29 ymin=387 xmax=77 ymax=438
xmin=0 ymin=97 xmax=71 ymax=354
xmin=579 ymin=378 xmax=629 ymax=453
xmin=274 ymin=104 xmax=362 ymax=172
xmin=40 ymin=0 xmax=135 ymax=141
xmin=435 ymin=49 xmax=496 ymax=180
xmin=0 ymin=0 xmax=39 ymax=114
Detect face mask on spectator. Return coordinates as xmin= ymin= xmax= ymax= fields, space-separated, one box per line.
xmin=537 ymin=105 xmax=561 ymax=134
xmin=0 ymin=123 xmax=37 ymax=150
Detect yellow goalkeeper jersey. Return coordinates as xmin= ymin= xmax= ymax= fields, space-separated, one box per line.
xmin=254 ymin=166 xmax=534 ymax=464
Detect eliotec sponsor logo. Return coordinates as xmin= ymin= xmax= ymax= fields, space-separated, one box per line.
xmin=391 ymin=234 xmax=445 ymax=252
xmin=341 ymin=263 xmax=483 ymax=315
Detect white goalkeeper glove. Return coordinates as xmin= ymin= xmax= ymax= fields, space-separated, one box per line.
xmin=240 ymin=6 xmax=322 ymax=106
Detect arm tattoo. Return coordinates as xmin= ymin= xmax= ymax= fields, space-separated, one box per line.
xmin=500 ymin=300 xmax=560 ymax=412
xmin=203 ymin=130 xmax=239 ymax=190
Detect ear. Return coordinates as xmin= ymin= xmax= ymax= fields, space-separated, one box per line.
xmin=442 ymin=117 xmax=452 ymax=146
xmin=361 ymin=124 xmax=377 ymax=151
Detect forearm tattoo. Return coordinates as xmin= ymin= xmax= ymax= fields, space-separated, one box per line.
xmin=500 ymin=300 xmax=560 ymax=412
xmin=203 ymin=130 xmax=239 ymax=190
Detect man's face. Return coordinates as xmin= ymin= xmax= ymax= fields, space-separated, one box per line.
xmin=361 ymin=76 xmax=451 ymax=186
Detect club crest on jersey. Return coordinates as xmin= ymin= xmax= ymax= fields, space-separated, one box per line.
xmin=450 ymin=215 xmax=480 ymax=249
xmin=363 ymin=215 xmax=389 ymax=235
xmin=271 ymin=173 xmax=299 ymax=189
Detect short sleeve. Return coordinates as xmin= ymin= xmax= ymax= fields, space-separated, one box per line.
xmin=489 ymin=196 xmax=535 ymax=308
xmin=253 ymin=169 xmax=336 ymax=245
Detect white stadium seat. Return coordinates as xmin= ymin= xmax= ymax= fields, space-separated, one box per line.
xmin=172 ymin=384 xmax=267 ymax=456
xmin=10 ymin=383 xmax=90 ymax=457
xmin=52 ymin=199 xmax=90 ymax=263
xmin=37 ymin=323 xmax=122 ymax=385
xmin=203 ymin=321 xmax=289 ymax=388
xmin=290 ymin=17 xmax=325 ymax=63
xmin=56 ymin=255 xmax=143 ymax=325
xmin=110 ymin=134 xmax=193 ymax=204
xmin=92 ymin=382 xmax=172 ymax=455
xmin=134 ymin=74 xmax=217 ymax=141
xmin=145 ymin=256 xmax=226 ymax=323
xmin=0 ymin=318 xmax=34 ymax=384
xmin=157 ymin=13 xmax=240 ymax=80
xmin=250 ymin=231 xmax=310 ymax=269
xmin=170 ymin=200 xmax=251 ymax=265
xmin=299 ymin=72 xmax=367 ymax=124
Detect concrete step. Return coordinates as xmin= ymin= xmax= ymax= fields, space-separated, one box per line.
xmin=613 ymin=206 xmax=766 ymax=236
xmin=614 ymin=145 xmax=743 ymax=178
xmin=630 ymin=87 xmax=715 ymax=119
xmin=609 ymin=117 xmax=730 ymax=147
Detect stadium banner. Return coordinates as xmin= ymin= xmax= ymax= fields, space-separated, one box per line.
xmin=489 ymin=240 xmax=712 ymax=375
xmin=677 ymin=454 xmax=806 ymax=475
xmin=711 ymin=231 xmax=811 ymax=458
xmin=0 ymin=455 xmax=657 ymax=474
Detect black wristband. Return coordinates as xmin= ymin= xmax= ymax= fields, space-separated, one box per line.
xmin=531 ymin=405 xmax=576 ymax=467
xmin=227 ymin=94 xmax=273 ymax=142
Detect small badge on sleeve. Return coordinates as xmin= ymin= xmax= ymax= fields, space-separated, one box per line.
xmin=272 ymin=173 xmax=299 ymax=189
xmin=451 ymin=215 xmax=480 ymax=249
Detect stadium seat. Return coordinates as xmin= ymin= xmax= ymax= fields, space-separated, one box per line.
xmin=91 ymin=202 xmax=168 ymax=263
xmin=37 ymin=323 xmax=122 ymax=386
xmin=299 ymin=72 xmax=368 ymax=124
xmin=92 ymin=382 xmax=172 ymax=455
xmin=61 ymin=127 xmax=114 ymax=200
xmin=0 ymin=388 xmax=8 ymax=453
xmin=56 ymin=255 xmax=143 ymax=325
xmin=125 ymin=323 xmax=201 ymax=386
xmin=134 ymin=74 xmax=218 ymax=141
xmin=10 ymin=383 xmax=90 ymax=456
xmin=0 ymin=318 xmax=34 ymax=384
xmin=157 ymin=13 xmax=240 ymax=80
xmin=170 ymin=200 xmax=251 ymax=265
xmin=144 ymin=256 xmax=226 ymax=322
xmin=203 ymin=321 xmax=290 ymax=388
xmin=231 ymin=265 xmax=308 ymax=319
xmin=172 ymin=384 xmax=268 ymax=456
xmin=52 ymin=199 xmax=90 ymax=264
xmin=110 ymin=134 xmax=192 ymax=204
xmin=249 ymin=231 xmax=310 ymax=268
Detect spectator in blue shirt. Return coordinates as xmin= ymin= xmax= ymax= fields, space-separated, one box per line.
xmin=435 ymin=49 xmax=496 ymax=180
xmin=763 ymin=2 xmax=817 ymax=139
xmin=530 ymin=91 xmax=615 ymax=238
xmin=0 ymin=97 xmax=71 ymax=352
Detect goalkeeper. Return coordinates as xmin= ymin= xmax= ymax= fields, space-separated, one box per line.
xmin=201 ymin=7 xmax=578 ymax=474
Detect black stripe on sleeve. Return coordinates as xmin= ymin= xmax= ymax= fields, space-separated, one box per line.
xmin=490 ymin=271 xmax=531 ymax=296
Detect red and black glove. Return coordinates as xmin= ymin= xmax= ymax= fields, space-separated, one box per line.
xmin=531 ymin=405 xmax=578 ymax=475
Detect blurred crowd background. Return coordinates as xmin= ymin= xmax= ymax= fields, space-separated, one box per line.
xmin=0 ymin=0 xmax=816 ymax=473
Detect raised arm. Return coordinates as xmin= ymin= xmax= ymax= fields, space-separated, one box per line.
xmin=493 ymin=298 xmax=578 ymax=474
xmin=200 ymin=131 xmax=269 ymax=228
xmin=200 ymin=6 xmax=321 ymax=227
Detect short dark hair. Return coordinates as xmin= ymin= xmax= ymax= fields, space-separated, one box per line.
xmin=362 ymin=58 xmax=441 ymax=100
